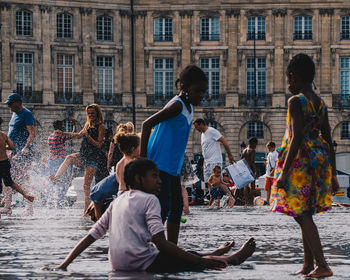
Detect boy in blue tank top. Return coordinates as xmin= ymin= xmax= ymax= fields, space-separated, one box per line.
xmin=141 ymin=65 xmax=208 ymax=244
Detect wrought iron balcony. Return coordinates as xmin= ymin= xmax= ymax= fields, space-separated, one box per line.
xmin=293 ymin=31 xmax=312 ymax=40
xmin=94 ymin=93 xmax=122 ymax=106
xmin=200 ymin=33 xmax=220 ymax=41
xmin=147 ymin=94 xmax=174 ymax=107
xmin=247 ymin=32 xmax=266 ymax=40
xmin=238 ymin=94 xmax=272 ymax=107
xmin=332 ymin=94 xmax=350 ymax=108
xmin=199 ymin=94 xmax=226 ymax=107
xmin=54 ymin=91 xmax=83 ymax=104
xmin=154 ymin=34 xmax=173 ymax=42
xmin=18 ymin=91 xmax=43 ymax=103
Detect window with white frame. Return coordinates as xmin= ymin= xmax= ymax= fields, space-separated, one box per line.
xmin=57 ymin=13 xmax=73 ymax=39
xmin=97 ymin=16 xmax=113 ymax=41
xmin=247 ymin=16 xmax=266 ymax=40
xmin=154 ymin=18 xmax=173 ymax=41
xmin=341 ymin=122 xmax=350 ymax=139
xmin=154 ymin=58 xmax=174 ymax=99
xmin=294 ymin=16 xmax=312 ymax=40
xmin=57 ymin=54 xmax=74 ymax=95
xmin=16 ymin=10 xmax=32 ymax=36
xmin=341 ymin=16 xmax=350 ymax=40
xmin=246 ymin=57 xmax=266 ymax=102
xmin=340 ymin=57 xmax=350 ymax=96
xmin=97 ymin=56 xmax=114 ymax=102
xmin=63 ymin=118 xmax=74 ymax=132
xmin=200 ymin=17 xmax=219 ymax=41
xmin=16 ymin=52 xmax=33 ymax=97
xmin=247 ymin=121 xmax=264 ymax=139
xmin=200 ymin=57 xmax=220 ymax=99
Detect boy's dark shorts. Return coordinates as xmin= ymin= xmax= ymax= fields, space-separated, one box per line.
xmin=0 ymin=159 xmax=14 ymax=187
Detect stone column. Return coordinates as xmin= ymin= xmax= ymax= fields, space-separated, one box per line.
xmin=80 ymin=8 xmax=94 ymax=105
xmin=180 ymin=10 xmax=193 ymax=66
xmin=120 ymin=10 xmax=131 ymax=106
xmin=1 ymin=3 xmax=12 ymax=100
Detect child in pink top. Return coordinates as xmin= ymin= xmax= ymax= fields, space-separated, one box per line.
xmin=47 ymin=158 xmax=256 ymax=272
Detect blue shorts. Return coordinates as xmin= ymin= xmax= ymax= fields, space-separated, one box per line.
xmin=158 ymin=170 xmax=183 ymax=224
xmin=90 ymin=173 xmax=119 ymax=203
xmin=82 ymin=160 xmax=98 ymax=169
xmin=210 ymin=187 xmax=222 ymax=199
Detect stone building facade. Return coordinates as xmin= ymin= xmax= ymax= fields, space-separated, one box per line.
xmin=1 ymin=0 xmax=350 ymax=173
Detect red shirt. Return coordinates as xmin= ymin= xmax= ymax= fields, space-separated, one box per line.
xmin=48 ymin=131 xmax=68 ymax=159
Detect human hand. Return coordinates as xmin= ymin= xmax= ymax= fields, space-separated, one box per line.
xmin=20 ymin=146 xmax=30 ymax=155
xmin=80 ymin=129 xmax=88 ymax=136
xmin=200 ymin=256 xmax=227 ymax=270
xmin=330 ymin=175 xmax=340 ymax=196
xmin=276 ymin=171 xmax=288 ymax=189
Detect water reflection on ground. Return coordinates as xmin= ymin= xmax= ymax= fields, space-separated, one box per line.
xmin=0 ymin=205 xmax=349 ymax=279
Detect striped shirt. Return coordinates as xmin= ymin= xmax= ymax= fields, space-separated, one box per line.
xmin=48 ymin=131 xmax=68 ymax=159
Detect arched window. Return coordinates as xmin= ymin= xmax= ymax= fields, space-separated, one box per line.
xmin=16 ymin=10 xmax=32 ymax=36
xmin=57 ymin=13 xmax=73 ymax=39
xmin=247 ymin=121 xmax=264 ymax=139
xmin=97 ymin=16 xmax=113 ymax=41
xmin=341 ymin=122 xmax=350 ymax=139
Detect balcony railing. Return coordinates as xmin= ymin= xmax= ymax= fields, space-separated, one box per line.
xmin=147 ymin=94 xmax=174 ymax=107
xmin=54 ymin=91 xmax=83 ymax=104
xmin=154 ymin=34 xmax=173 ymax=42
xmin=238 ymin=94 xmax=272 ymax=107
xmin=340 ymin=31 xmax=350 ymax=40
xmin=247 ymin=32 xmax=266 ymax=40
xmin=333 ymin=94 xmax=350 ymax=108
xmin=18 ymin=91 xmax=43 ymax=103
xmin=199 ymin=94 xmax=226 ymax=106
xmin=293 ymin=31 xmax=312 ymax=40
xmin=94 ymin=93 xmax=122 ymax=105
xmin=200 ymin=33 xmax=220 ymax=41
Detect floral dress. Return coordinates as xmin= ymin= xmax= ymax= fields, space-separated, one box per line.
xmin=270 ymin=93 xmax=333 ymax=217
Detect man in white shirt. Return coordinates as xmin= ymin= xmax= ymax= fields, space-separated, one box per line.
xmin=193 ymin=118 xmax=234 ymax=184
xmin=263 ymin=141 xmax=278 ymax=204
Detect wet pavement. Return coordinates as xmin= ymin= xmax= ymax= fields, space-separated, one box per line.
xmin=0 ymin=204 xmax=349 ymax=279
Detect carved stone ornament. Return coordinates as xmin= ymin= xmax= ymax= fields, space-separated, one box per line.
xmin=144 ymin=50 xmax=150 ymax=67
xmin=292 ymin=9 xmax=313 ymax=16
xmin=179 ymin=10 xmax=193 ymax=17
xmin=225 ymin=9 xmax=240 ymax=17
xmin=198 ymin=10 xmax=220 ymax=18
xmin=134 ymin=10 xmax=147 ymax=18
xmin=246 ymin=9 xmax=266 ymax=17
xmin=79 ymin=7 xmax=92 ymax=15
xmin=152 ymin=10 xmax=173 ymax=18
xmin=0 ymin=2 xmax=10 ymax=10
xmin=272 ymin=8 xmax=287 ymax=17
xmin=119 ymin=10 xmax=131 ymax=17
xmin=319 ymin=8 xmax=334 ymax=16
xmin=39 ymin=5 xmax=52 ymax=13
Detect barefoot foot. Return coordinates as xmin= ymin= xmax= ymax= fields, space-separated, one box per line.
xmin=209 ymin=241 xmax=235 ymax=256
xmin=227 ymin=237 xmax=256 ymax=265
xmin=26 ymin=195 xmax=35 ymax=203
xmin=304 ymin=266 xmax=333 ymax=278
xmin=294 ymin=265 xmax=314 ymax=275
xmin=49 ymin=175 xmax=56 ymax=184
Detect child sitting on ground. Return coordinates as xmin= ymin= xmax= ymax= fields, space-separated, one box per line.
xmin=207 ymin=166 xmax=235 ymax=209
xmin=47 ymin=158 xmax=256 ymax=272
xmin=0 ymin=117 xmax=34 ymax=215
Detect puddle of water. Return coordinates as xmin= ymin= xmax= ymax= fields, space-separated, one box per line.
xmin=0 ymin=205 xmax=349 ymax=279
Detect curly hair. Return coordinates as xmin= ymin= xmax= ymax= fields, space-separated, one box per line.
xmin=124 ymin=158 xmax=158 ymax=189
xmin=115 ymin=132 xmax=140 ymax=156
xmin=287 ymin=53 xmax=315 ymax=84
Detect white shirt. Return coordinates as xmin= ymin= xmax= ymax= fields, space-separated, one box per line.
xmin=201 ymin=127 xmax=223 ymax=164
xmin=89 ymin=190 xmax=164 ymax=271
xmin=266 ymin=150 xmax=278 ymax=178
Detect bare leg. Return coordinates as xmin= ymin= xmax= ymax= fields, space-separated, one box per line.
xmin=52 ymin=153 xmax=81 ymax=183
xmin=266 ymin=188 xmax=271 ymax=205
xmin=0 ymin=186 xmax=12 ymax=215
xmin=206 ymin=241 xmax=235 ymax=256
xmin=295 ymin=231 xmax=314 ymax=275
xmin=295 ymin=215 xmax=333 ymax=278
xmin=167 ymin=222 xmax=180 ymax=245
xmin=181 ymin=184 xmax=190 ymax=214
xmin=11 ymin=182 xmax=34 ymax=202
xmin=208 ymin=238 xmax=256 ymax=265
xmin=83 ymin=166 xmax=96 ymax=214
xmin=216 ymin=198 xmax=221 ymax=209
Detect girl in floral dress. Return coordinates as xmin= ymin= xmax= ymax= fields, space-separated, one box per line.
xmin=271 ymin=54 xmax=339 ymax=278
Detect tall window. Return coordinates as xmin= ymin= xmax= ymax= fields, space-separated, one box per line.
xmin=57 ymin=13 xmax=73 ymax=39
xmin=246 ymin=57 xmax=266 ymax=105
xmin=16 ymin=52 xmax=33 ymax=98
xmin=341 ymin=122 xmax=350 ymax=139
xmin=341 ymin=16 xmax=350 ymax=40
xmin=97 ymin=16 xmax=112 ymax=41
xmin=294 ymin=16 xmax=312 ymax=40
xmin=63 ymin=119 xmax=74 ymax=132
xmin=340 ymin=57 xmax=350 ymax=96
xmin=200 ymin=17 xmax=219 ymax=41
xmin=154 ymin=58 xmax=174 ymax=99
xmin=200 ymin=58 xmax=220 ymax=99
xmin=57 ymin=54 xmax=74 ymax=100
xmin=247 ymin=121 xmax=264 ymax=139
xmin=154 ymin=18 xmax=173 ymax=41
xmin=247 ymin=16 xmax=266 ymax=40
xmin=97 ymin=56 xmax=114 ymax=102
xmin=16 ymin=10 xmax=32 ymax=36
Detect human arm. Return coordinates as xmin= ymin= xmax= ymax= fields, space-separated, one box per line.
xmin=152 ymin=232 xmax=227 ymax=270
xmin=276 ymin=97 xmax=304 ymax=188
xmin=81 ymin=125 xmax=105 ymax=149
xmin=21 ymin=125 xmax=35 ymax=153
xmin=5 ymin=135 xmax=15 ymax=150
xmin=140 ymin=101 xmax=182 ymax=157
xmin=218 ymin=137 xmax=235 ymax=163
xmin=320 ymin=108 xmax=340 ymax=195
xmin=107 ymin=141 xmax=115 ymax=171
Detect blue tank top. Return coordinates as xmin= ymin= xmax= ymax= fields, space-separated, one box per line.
xmin=147 ymin=96 xmax=193 ymax=176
